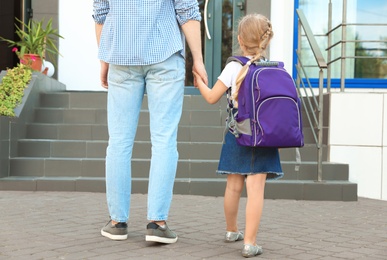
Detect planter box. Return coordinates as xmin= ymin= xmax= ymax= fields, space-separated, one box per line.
xmin=0 ymin=71 xmax=66 ymax=178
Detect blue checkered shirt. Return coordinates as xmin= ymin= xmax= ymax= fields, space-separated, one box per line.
xmin=93 ymin=0 xmax=201 ymax=65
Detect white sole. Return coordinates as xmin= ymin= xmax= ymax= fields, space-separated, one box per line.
xmin=101 ymin=230 xmax=128 ymax=240
xmin=145 ymin=235 xmax=178 ymax=244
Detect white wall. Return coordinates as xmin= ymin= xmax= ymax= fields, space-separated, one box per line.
xmin=270 ymin=0 xmax=294 ymax=75
xmin=58 ymin=0 xmax=294 ymax=91
xmin=58 ymin=0 xmax=102 ymax=91
xmin=329 ymin=93 xmax=387 ymax=200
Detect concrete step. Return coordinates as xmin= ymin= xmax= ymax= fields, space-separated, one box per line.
xmin=17 ymin=139 xmax=328 ymax=161
xmin=2 ymin=91 xmax=355 ymax=201
xmin=25 ymin=123 xmax=325 ymax=145
xmin=9 ymin=157 xmax=349 ymax=181
xmin=34 ymin=108 xmax=225 ymax=126
xmin=17 ymin=140 xmax=222 ymax=160
xmin=39 ymin=92 xmax=224 ymax=111
xmin=0 ymin=176 xmax=357 ymax=201
xmin=25 ymin=124 xmax=227 ymax=142
xmin=39 ymin=92 xmax=108 ymax=109
xmin=30 ymin=124 xmax=325 ymax=146
xmin=38 ymin=92 xmax=321 ymax=127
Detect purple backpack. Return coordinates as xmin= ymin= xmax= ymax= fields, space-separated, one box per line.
xmin=226 ymin=56 xmax=304 ymax=148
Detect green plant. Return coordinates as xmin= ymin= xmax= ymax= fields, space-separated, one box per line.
xmin=0 ymin=18 xmax=64 ymax=61
xmin=0 ymin=63 xmax=32 ymax=117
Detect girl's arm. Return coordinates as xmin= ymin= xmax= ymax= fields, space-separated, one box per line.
xmin=193 ymin=72 xmax=228 ymax=104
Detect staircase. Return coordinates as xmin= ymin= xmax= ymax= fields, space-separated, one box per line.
xmin=0 ymin=91 xmax=357 ymax=201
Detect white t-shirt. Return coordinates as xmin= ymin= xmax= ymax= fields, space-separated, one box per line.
xmin=217 ymin=61 xmax=243 ymax=99
xmin=217 ymin=56 xmax=253 ymax=105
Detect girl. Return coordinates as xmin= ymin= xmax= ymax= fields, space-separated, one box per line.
xmin=193 ymin=14 xmax=283 ymax=258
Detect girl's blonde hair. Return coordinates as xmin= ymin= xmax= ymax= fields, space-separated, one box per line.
xmin=232 ymin=14 xmax=274 ymax=102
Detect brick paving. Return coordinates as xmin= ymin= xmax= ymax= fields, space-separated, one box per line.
xmin=0 ymin=191 xmax=386 ymax=259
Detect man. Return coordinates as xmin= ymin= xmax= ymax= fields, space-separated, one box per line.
xmin=93 ymin=0 xmax=207 ymax=243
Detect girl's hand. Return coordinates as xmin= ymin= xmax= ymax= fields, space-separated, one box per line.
xmin=193 ymin=71 xmax=228 ymax=104
xmin=192 ymin=71 xmax=205 ymax=88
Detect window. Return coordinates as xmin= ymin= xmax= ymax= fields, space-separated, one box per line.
xmin=298 ymin=0 xmax=387 ymax=87
xmin=354 ymin=0 xmax=387 ymax=79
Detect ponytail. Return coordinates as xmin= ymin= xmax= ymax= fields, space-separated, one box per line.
xmin=231 ymin=14 xmax=274 ymax=104
xmin=232 ymin=54 xmax=261 ymax=102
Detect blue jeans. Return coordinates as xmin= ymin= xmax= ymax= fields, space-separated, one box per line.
xmin=105 ymin=53 xmax=185 ymax=223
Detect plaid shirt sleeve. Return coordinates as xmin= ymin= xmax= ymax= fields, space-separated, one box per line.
xmin=174 ymin=0 xmax=201 ymax=25
xmin=92 ymin=0 xmax=110 ymax=24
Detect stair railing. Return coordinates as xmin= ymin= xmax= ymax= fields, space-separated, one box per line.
xmin=295 ymin=9 xmax=327 ymax=182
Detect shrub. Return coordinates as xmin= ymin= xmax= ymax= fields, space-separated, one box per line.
xmin=0 ymin=64 xmax=32 ymax=117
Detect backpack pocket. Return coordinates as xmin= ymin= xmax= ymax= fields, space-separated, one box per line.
xmin=255 ymin=97 xmax=303 ymax=147
xmin=235 ymin=113 xmax=252 ymax=136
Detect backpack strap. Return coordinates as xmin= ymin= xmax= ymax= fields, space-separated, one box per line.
xmin=224 ymin=55 xmax=275 ymax=115
xmin=225 ymin=56 xmax=249 ymax=110
xmin=226 ymin=56 xmax=249 ymax=66
xmin=227 ymin=56 xmax=275 ymax=66
xmin=224 ymin=56 xmax=246 ymax=139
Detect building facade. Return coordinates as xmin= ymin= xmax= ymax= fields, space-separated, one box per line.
xmin=1 ymin=0 xmax=386 ymax=200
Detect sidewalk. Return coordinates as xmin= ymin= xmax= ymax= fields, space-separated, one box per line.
xmin=0 ymin=191 xmax=386 ymax=260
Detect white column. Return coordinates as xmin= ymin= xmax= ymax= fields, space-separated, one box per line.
xmin=269 ymin=0 xmax=294 ymax=74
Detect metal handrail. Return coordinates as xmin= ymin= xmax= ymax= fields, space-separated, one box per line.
xmin=327 ymin=40 xmax=387 ymax=51
xmin=296 ymin=9 xmax=327 ymax=182
xmin=295 ymin=57 xmax=319 ymax=144
xmin=327 ymin=23 xmax=387 ymax=35
xmin=297 ymin=11 xmax=328 ymax=69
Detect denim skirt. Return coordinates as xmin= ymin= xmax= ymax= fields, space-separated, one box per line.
xmin=217 ymin=132 xmax=284 ymax=180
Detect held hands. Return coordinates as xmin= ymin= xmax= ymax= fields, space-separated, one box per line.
xmin=192 ymin=71 xmax=206 ymax=89
xmin=192 ymin=61 xmax=208 ymax=88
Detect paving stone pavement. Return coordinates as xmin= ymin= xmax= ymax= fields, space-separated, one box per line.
xmin=0 ymin=191 xmax=386 ymax=260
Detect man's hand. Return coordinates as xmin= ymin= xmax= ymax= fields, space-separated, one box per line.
xmin=100 ymin=61 xmax=109 ymax=89
xmin=193 ymin=61 xmax=208 ymax=88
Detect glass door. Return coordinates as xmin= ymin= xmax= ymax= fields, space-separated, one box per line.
xmin=185 ymin=0 xmax=245 ymax=90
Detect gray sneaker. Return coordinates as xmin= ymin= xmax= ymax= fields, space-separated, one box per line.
xmin=101 ymin=220 xmax=128 ymax=240
xmin=145 ymin=222 xmax=178 ymax=244
xmin=242 ymin=244 xmax=263 ymax=258
xmin=225 ymin=231 xmax=244 ymax=242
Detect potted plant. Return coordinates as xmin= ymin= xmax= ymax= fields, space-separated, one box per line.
xmin=0 ymin=18 xmax=64 ymax=72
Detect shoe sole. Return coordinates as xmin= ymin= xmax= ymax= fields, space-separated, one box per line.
xmin=242 ymin=249 xmax=263 ymax=257
xmin=242 ymin=253 xmax=262 ymax=258
xmin=101 ymin=230 xmax=128 ymax=240
xmin=242 ymin=252 xmax=263 ymax=258
xmin=145 ymin=235 xmax=178 ymax=244
xmin=225 ymin=239 xmax=242 ymax=242
xmin=225 ymin=236 xmax=244 ymax=242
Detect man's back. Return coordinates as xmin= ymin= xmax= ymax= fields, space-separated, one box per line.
xmin=93 ymin=0 xmax=200 ymax=65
